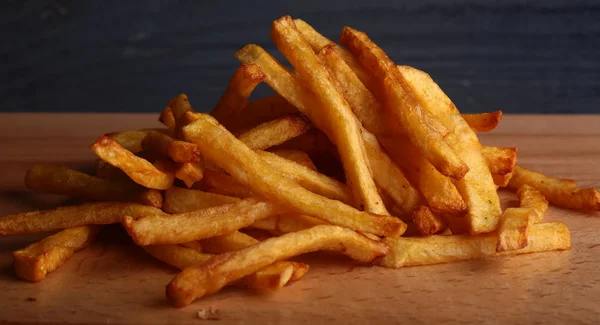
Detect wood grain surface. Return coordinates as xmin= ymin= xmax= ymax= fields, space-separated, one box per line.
xmin=0 ymin=114 xmax=599 ymax=324
xmin=1 ymin=0 xmax=599 ymax=114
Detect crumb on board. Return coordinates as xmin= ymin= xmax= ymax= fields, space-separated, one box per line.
xmin=197 ymin=306 xmax=221 ymax=320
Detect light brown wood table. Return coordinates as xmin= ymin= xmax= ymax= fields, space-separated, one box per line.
xmin=0 ymin=114 xmax=599 ymax=324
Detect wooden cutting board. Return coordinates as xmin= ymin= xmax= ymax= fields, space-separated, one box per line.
xmin=0 ymin=114 xmax=599 ymax=325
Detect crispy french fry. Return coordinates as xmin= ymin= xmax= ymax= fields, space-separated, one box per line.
xmin=174 ymin=162 xmax=204 ymax=188
xmin=238 ymin=115 xmax=312 ymax=150
xmin=13 ymin=225 xmax=102 ymax=282
xmin=380 ymin=222 xmax=571 ymax=268
xmin=411 ymin=206 xmax=446 ymax=236
xmin=482 ymin=146 xmax=518 ymax=176
xmin=200 ymin=231 xmax=258 ymax=254
xmin=398 ymin=65 xmax=502 ymax=234
xmin=228 ymin=95 xmax=300 ymax=134
xmin=164 ymin=187 xmax=240 ymax=214
xmin=166 ymin=225 xmax=389 ymax=306
xmin=183 ymin=113 xmax=406 ymax=237
xmin=493 ymin=172 xmax=513 ymax=188
xmin=270 ymin=149 xmax=317 ymax=171
xmin=179 ymin=241 xmax=203 ymax=253
xmin=122 ymin=198 xmax=283 ymax=245
xmin=144 ymin=244 xmax=306 ymax=291
xmin=250 ymin=214 xmax=327 ymax=234
xmin=141 ymin=131 xmax=203 ymax=163
xmin=91 ymin=136 xmax=175 ymax=190
xmin=462 ymin=111 xmax=503 ymax=132
xmin=169 ymin=94 xmax=194 ymax=132
xmin=200 ymin=169 xmax=256 ymax=199
xmin=159 ymin=106 xmax=176 ymax=129
xmin=271 ymin=16 xmax=386 ymax=214
xmin=26 ymin=164 xmax=163 ymax=208
xmin=95 ymin=159 xmax=128 ymax=180
xmin=518 ymin=184 xmax=549 ymax=224
xmin=107 ymin=129 xmax=173 ymax=153
xmin=275 ymin=128 xmax=336 ymax=156
xmin=210 ymin=64 xmax=266 ymax=129
xmin=340 ymin=27 xmax=468 ymax=180
xmin=0 ymin=202 xmax=161 ymax=236
xmin=508 ymin=165 xmax=600 ymax=211
xmin=496 ymin=208 xmax=530 ymax=252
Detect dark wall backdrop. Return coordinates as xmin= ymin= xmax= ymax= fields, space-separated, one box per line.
xmin=2 ymin=0 xmax=599 ymax=113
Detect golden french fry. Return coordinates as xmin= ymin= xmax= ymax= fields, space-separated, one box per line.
xmin=228 ymin=94 xmax=300 ymax=134
xmin=411 ymin=206 xmax=446 ymax=236
xmin=275 ymin=128 xmax=336 ymax=156
xmin=169 ymin=94 xmax=194 ymax=131
xmin=141 ymin=131 xmax=203 ymax=163
xmin=106 ymin=128 xmax=173 ymax=153
xmin=270 ymin=149 xmax=317 ymax=171
xmin=122 ymin=198 xmax=283 ymax=245
xmin=517 ymin=184 xmax=549 ymax=224
xmin=164 ymin=187 xmax=240 ymax=213
xmin=166 ymin=225 xmax=389 ymax=306
xmin=492 ymin=172 xmax=513 ymax=188
xmin=0 ymin=202 xmax=160 ymax=236
xmin=340 ymin=27 xmax=468 ymax=180
xmin=182 ymin=113 xmax=406 ymax=237
xmin=159 ymin=106 xmax=176 ymax=129
xmin=91 ymin=135 xmax=175 ymax=190
xmin=508 ymin=165 xmax=599 ymax=211
xmin=271 ymin=16 xmax=386 ymax=214
xmin=380 ymin=222 xmax=570 ymax=268
xmin=238 ymin=115 xmax=311 ymax=150
xmin=26 ymin=164 xmax=163 ymax=208
xmin=210 ymin=64 xmax=266 ymax=129
xmin=13 ymin=225 xmax=102 ymax=282
xmin=398 ymin=65 xmax=502 ymax=234
xmin=144 ymin=244 xmax=306 ymax=291
xmin=95 ymin=159 xmax=128 ymax=180
xmin=200 ymin=169 xmax=256 ymax=198
xmin=174 ymin=162 xmax=204 ymax=188
xmin=496 ymin=208 xmax=530 ymax=252
xmin=462 ymin=111 xmax=503 ymax=132
xmin=179 ymin=241 xmax=203 ymax=253
xmin=250 ymin=214 xmax=327 ymax=234
xmin=200 ymin=231 xmax=258 ymax=254
xmin=482 ymin=146 xmax=518 ymax=176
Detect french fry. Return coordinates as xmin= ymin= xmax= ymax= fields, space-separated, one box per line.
xmin=182 ymin=113 xmax=406 ymax=237
xmin=163 ymin=187 xmax=240 ymax=214
xmin=518 ymin=184 xmax=549 ymax=224
xmin=462 ymin=111 xmax=503 ymax=132
xmin=380 ymin=222 xmax=571 ymax=268
xmin=340 ymin=27 xmax=469 ymax=180
xmin=200 ymin=169 xmax=256 ymax=199
xmin=91 ymin=135 xmax=175 ymax=190
xmin=271 ymin=16 xmax=387 ymax=214
xmin=122 ymin=198 xmax=283 ymax=245
xmin=25 ymin=164 xmax=163 ymax=208
xmin=270 ymin=149 xmax=317 ymax=171
xmin=210 ymin=64 xmax=266 ymax=129
xmin=95 ymin=159 xmax=128 ymax=180
xmin=0 ymin=202 xmax=161 ymax=236
xmin=411 ymin=206 xmax=446 ymax=236
xmin=13 ymin=225 xmax=102 ymax=282
xmin=141 ymin=131 xmax=203 ymax=163
xmin=492 ymin=173 xmax=513 ymax=188
xmin=143 ymin=244 xmax=306 ymax=291
xmin=174 ymin=162 xmax=204 ymax=188
xmin=200 ymin=231 xmax=258 ymax=254
xmin=228 ymin=94 xmax=300 ymax=134
xmin=179 ymin=241 xmax=203 ymax=253
xmin=159 ymin=106 xmax=176 ymax=129
xmin=482 ymin=146 xmax=518 ymax=176
xmin=398 ymin=65 xmax=502 ymax=234
xmin=169 ymin=94 xmax=194 ymax=132
xmin=250 ymin=214 xmax=326 ymax=234
xmin=275 ymin=128 xmax=336 ymax=156
xmin=107 ymin=128 xmax=173 ymax=153
xmin=508 ymin=165 xmax=600 ymax=211
xmin=496 ymin=208 xmax=530 ymax=252
xmin=237 ymin=115 xmax=312 ymax=150
xmin=166 ymin=225 xmax=389 ymax=306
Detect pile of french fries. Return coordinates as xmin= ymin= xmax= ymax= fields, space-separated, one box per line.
xmin=2 ymin=16 xmax=598 ymax=308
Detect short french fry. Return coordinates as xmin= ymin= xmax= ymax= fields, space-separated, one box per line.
xmin=462 ymin=111 xmax=503 ymax=132
xmin=141 ymin=131 xmax=203 ymax=163
xmin=201 ymin=169 xmax=256 ymax=199
xmin=411 ymin=206 xmax=446 ymax=236
xmin=166 ymin=225 xmax=390 ymax=306
xmin=250 ymin=214 xmax=327 ymax=234
xmin=210 ymin=64 xmax=266 ymax=129
xmin=163 ymin=187 xmax=240 ymax=214
xmin=238 ymin=115 xmax=311 ymax=150
xmin=174 ymin=162 xmax=204 ymax=188
xmin=107 ymin=128 xmax=173 ymax=153
xmin=493 ymin=173 xmax=513 ymax=188
xmin=508 ymin=165 xmax=600 ymax=211
xmin=13 ymin=225 xmax=102 ymax=282
xmin=517 ymin=184 xmax=549 ymax=224
xmin=122 ymin=198 xmax=283 ymax=245
xmin=270 ymin=149 xmax=317 ymax=171
xmin=159 ymin=106 xmax=176 ymax=129
xmin=91 ymin=135 xmax=175 ymax=190
xmin=25 ymin=164 xmax=163 ymax=208
xmin=496 ymin=208 xmax=530 ymax=252
xmin=380 ymin=222 xmax=570 ymax=268
xmin=482 ymin=146 xmax=518 ymax=176
xmin=0 ymin=202 xmax=162 ymax=236
xmin=182 ymin=113 xmax=406 ymax=237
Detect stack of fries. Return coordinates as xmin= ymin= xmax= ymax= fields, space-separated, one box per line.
xmin=2 ymin=16 xmax=598 ymax=308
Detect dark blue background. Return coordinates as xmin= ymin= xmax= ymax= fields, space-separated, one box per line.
xmin=2 ymin=0 xmax=599 ymax=113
